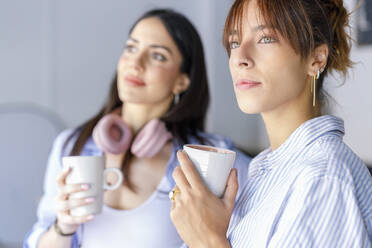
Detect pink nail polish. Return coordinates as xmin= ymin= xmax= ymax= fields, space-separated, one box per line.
xmin=85 ymin=197 xmax=95 ymax=203
xmin=81 ymin=184 xmax=90 ymax=190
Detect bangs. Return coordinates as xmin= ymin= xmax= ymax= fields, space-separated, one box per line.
xmin=223 ymin=0 xmax=314 ymax=59
xmin=223 ymin=0 xmax=246 ymax=55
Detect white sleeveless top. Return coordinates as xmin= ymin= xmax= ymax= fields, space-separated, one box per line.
xmin=81 ymin=176 xmax=182 ymax=248
xmin=24 ymin=131 xmax=251 ymax=248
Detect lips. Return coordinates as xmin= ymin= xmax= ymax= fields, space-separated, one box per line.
xmin=235 ymin=79 xmax=261 ymax=90
xmin=124 ymin=75 xmax=146 ymax=87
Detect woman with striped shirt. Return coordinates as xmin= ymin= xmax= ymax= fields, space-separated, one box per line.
xmin=170 ymin=0 xmax=372 ymax=247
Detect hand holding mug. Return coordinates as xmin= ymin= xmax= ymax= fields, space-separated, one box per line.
xmin=55 ymin=167 xmax=95 ymax=235
xmin=170 ymin=150 xmax=238 ymax=248
xmin=55 ymin=156 xmax=123 ymax=235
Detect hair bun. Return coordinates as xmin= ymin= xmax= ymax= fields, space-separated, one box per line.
xmin=323 ymin=0 xmax=353 ymax=75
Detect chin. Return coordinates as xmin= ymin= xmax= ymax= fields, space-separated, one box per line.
xmin=237 ymin=100 xmax=263 ymax=114
xmin=118 ymin=92 xmax=143 ymax=104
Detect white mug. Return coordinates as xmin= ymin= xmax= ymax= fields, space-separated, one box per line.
xmin=183 ymin=144 xmax=236 ymax=197
xmin=62 ymin=156 xmax=123 ymax=216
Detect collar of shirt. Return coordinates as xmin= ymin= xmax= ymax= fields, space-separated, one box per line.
xmin=248 ymin=115 xmax=345 ymax=178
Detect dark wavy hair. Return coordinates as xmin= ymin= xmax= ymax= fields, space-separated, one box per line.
xmin=63 ymin=9 xmax=210 ymax=182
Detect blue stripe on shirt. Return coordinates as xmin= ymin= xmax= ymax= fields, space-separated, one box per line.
xmin=228 ymin=115 xmax=372 ymax=247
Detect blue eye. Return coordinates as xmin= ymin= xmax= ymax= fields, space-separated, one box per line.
xmin=230 ymin=41 xmax=240 ymax=49
xmin=259 ymin=36 xmax=276 ymax=44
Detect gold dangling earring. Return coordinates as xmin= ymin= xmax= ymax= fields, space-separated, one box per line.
xmin=312 ymin=69 xmax=321 ymax=107
xmin=312 ymin=74 xmax=316 ymax=107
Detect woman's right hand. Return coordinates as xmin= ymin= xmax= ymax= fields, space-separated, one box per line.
xmin=55 ymin=167 xmax=95 ymax=234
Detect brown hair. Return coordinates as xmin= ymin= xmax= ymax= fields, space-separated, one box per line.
xmin=223 ymin=0 xmax=353 ymax=95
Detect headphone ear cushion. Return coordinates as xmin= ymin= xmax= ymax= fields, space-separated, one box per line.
xmin=93 ymin=113 xmax=133 ymax=154
xmin=131 ymin=119 xmax=172 ymax=158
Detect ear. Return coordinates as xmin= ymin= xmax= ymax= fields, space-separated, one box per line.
xmin=306 ymin=44 xmax=329 ymax=77
xmin=173 ymin=73 xmax=190 ymax=95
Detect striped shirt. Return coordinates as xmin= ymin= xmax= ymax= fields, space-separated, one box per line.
xmin=227 ymin=115 xmax=372 ymax=247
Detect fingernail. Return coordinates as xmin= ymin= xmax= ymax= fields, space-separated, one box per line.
xmin=85 ymin=197 xmax=95 ymax=203
xmin=81 ymin=184 xmax=90 ymax=190
xmin=87 ymin=215 xmax=94 ymax=220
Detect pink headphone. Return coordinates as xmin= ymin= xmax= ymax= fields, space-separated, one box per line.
xmin=92 ymin=113 xmax=173 ymax=158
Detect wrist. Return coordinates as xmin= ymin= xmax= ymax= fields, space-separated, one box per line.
xmin=190 ymin=235 xmax=230 ymax=248
xmin=53 ymin=219 xmax=76 ymax=237
xmin=208 ymin=235 xmax=231 ymax=248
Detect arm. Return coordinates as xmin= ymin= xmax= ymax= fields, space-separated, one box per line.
xmin=24 ymin=130 xmax=76 ymax=248
xmin=36 ymin=224 xmax=76 ymax=248
xmin=36 ymin=167 xmax=93 ymax=248
xmin=24 ymin=130 xmax=91 ymax=248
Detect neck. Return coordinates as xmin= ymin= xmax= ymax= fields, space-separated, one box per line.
xmin=121 ymin=99 xmax=172 ymax=134
xmin=262 ymin=86 xmax=321 ymax=151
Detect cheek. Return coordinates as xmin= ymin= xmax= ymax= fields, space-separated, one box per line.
xmin=228 ymin=52 xmax=240 ymax=76
xmin=117 ymin=56 xmax=127 ymax=74
xmin=146 ymin=64 xmax=179 ymax=86
xmin=228 ymin=58 xmax=235 ymax=79
xmin=262 ymin=51 xmax=304 ymax=92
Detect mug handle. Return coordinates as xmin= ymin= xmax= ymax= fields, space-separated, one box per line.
xmin=103 ymin=168 xmax=123 ymax=191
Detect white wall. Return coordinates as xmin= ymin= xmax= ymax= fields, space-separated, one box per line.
xmin=0 ymin=0 xmax=371 ymax=245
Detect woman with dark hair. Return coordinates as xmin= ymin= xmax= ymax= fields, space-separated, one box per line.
xmin=24 ymin=9 xmax=250 ymax=248
xmin=170 ymin=0 xmax=372 ymax=247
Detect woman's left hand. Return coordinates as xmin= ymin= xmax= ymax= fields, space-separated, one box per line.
xmin=170 ymin=150 xmax=238 ymax=248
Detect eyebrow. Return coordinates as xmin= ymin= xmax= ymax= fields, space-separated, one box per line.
xmin=252 ymin=25 xmax=271 ymax=32
xmin=230 ymin=24 xmax=272 ymax=35
xmin=127 ymin=37 xmax=173 ymax=55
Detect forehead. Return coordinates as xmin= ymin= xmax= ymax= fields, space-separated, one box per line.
xmin=130 ymin=17 xmax=175 ymax=46
xmin=237 ymin=0 xmax=267 ymax=34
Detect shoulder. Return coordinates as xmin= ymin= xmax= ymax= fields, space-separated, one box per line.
xmin=299 ymin=135 xmax=367 ymax=184
xmin=54 ymin=128 xmax=76 ymax=146
xmin=51 ymin=128 xmax=76 ymax=154
xmin=49 ymin=128 xmax=87 ymax=159
xmin=289 ymin=135 xmax=372 ymax=212
xmin=269 ymin=134 xmax=372 ymax=224
xmin=52 ymin=127 xmax=101 ymax=156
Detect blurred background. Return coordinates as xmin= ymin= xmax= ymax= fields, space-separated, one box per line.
xmin=0 ymin=0 xmax=371 ymax=247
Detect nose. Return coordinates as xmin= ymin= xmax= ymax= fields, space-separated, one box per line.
xmin=230 ymin=44 xmax=254 ymax=70
xmin=119 ymin=49 xmax=145 ymax=73
xmin=131 ymin=52 xmax=145 ymax=72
